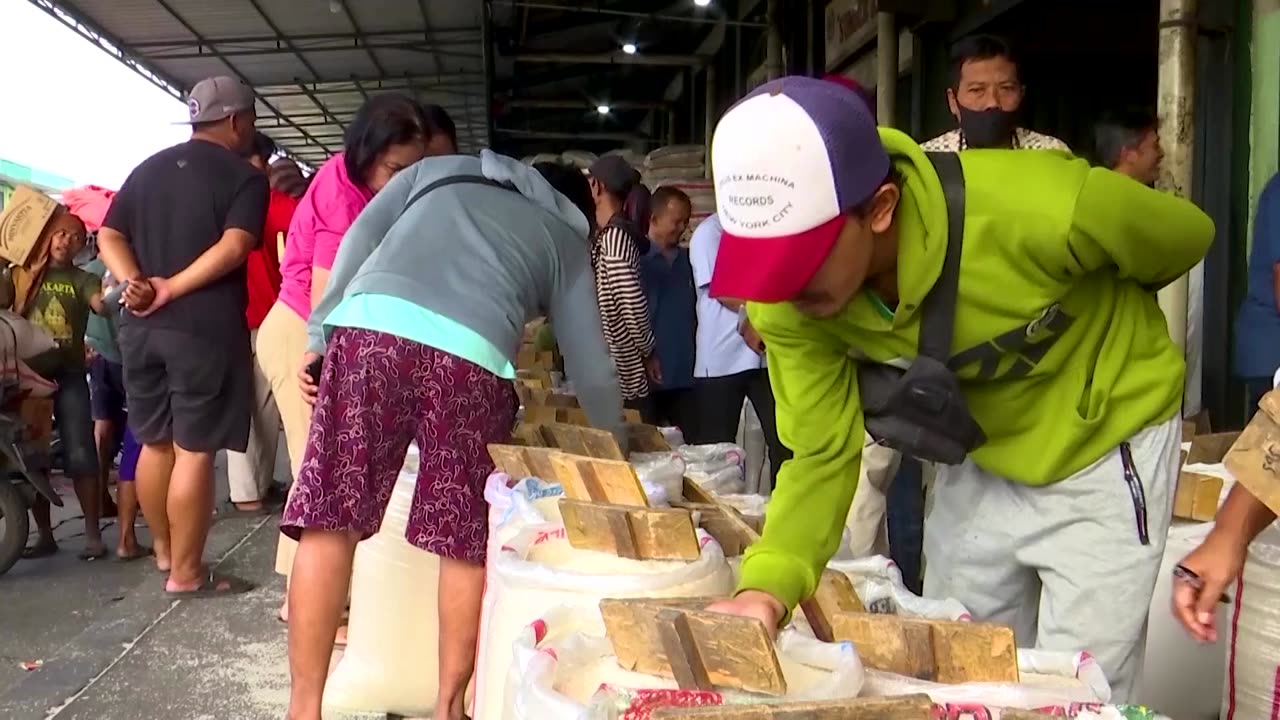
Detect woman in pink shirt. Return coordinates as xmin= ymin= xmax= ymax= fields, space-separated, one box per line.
xmin=258 ymin=93 xmax=457 ymax=632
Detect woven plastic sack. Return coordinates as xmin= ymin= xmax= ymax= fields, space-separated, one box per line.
xmin=645 ymin=144 xmax=707 ymax=169
xmin=628 ymin=451 xmax=686 ymax=503
xmin=323 ymin=446 xmax=442 ymax=717
xmin=506 ymin=605 xmax=863 ymax=720
xmin=679 ymin=443 xmax=746 ymax=495
xmin=1221 ymin=523 xmax=1280 ymax=720
xmin=472 ymin=526 xmax=733 ymax=720
xmin=862 ymin=648 xmax=1112 ymax=708
xmin=561 ymin=150 xmax=599 ymax=169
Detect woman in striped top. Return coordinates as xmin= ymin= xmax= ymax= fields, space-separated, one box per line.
xmin=587 ymin=155 xmax=661 ymax=421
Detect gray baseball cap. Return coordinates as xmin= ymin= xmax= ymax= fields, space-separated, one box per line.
xmin=182 ymin=76 xmax=256 ymax=124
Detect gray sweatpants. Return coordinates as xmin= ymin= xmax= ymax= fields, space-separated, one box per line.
xmin=923 ymin=415 xmax=1179 ymax=704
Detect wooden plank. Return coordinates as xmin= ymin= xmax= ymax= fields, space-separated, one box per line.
xmin=628 ymin=423 xmax=672 ymax=452
xmin=539 ymin=422 xmax=624 ymax=460
xmin=512 ymin=423 xmax=546 ymax=447
xmin=623 ymin=408 xmax=644 ymax=424
xmin=522 ymin=405 xmax=558 ymax=425
xmin=672 ymin=502 xmax=753 ymax=556
xmin=600 ymin=599 xmax=787 ymax=696
xmin=830 ymin=614 xmax=1018 ymax=683
xmin=541 ymin=423 xmax=591 ymax=455
xmin=657 ymin=608 xmax=714 ymax=692
xmin=487 ymin=444 xmax=562 ymax=481
xmin=1224 ymin=410 xmax=1280 ymax=519
xmin=798 ymin=570 xmax=866 ymax=642
xmin=1184 ymin=431 xmax=1241 ymax=465
xmin=551 ymin=453 xmax=649 ymax=506
xmin=930 ymin=619 xmax=1019 ymax=684
xmin=683 ymin=477 xmax=718 ymax=505
xmin=649 ymin=695 xmax=936 ymax=719
xmin=1259 ymin=389 xmax=1280 ymax=424
xmin=559 ymin=498 xmax=700 ymax=560
xmin=1173 ymin=472 xmax=1223 ymax=521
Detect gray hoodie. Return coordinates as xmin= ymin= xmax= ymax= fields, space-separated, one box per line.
xmin=309 ymin=151 xmax=623 ymax=438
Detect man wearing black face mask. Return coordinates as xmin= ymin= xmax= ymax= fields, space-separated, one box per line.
xmin=921 ymin=34 xmax=1069 ymax=153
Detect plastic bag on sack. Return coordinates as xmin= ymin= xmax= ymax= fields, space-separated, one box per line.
xmin=506 ymin=606 xmax=863 ymax=720
xmin=472 ymin=526 xmax=733 ymax=720
xmin=659 ymin=426 xmax=685 ymax=448
xmin=827 ymin=556 xmax=970 ymax=619
xmin=861 ymin=649 xmax=1112 ymax=709
xmin=324 ymin=446 xmax=442 ymax=717
xmin=680 ymin=444 xmax=747 ymax=495
xmin=629 ymin=452 xmax=685 ymax=503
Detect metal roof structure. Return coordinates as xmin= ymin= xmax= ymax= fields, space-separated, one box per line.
xmin=31 ymin=0 xmax=489 ymax=165
xmin=32 ymin=0 xmax=771 ymax=164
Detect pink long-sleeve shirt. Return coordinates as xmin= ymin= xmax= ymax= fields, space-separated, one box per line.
xmin=276 ymin=153 xmax=373 ymax=320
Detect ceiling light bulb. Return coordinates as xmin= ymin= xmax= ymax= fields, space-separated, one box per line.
xmin=694 ymin=0 xmax=712 ymax=6
xmin=328 ymin=0 xmax=341 ymax=13
xmin=597 ymin=105 xmax=611 ymax=115
xmin=622 ymin=42 xmax=637 ymax=55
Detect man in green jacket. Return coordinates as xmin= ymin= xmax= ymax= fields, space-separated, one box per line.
xmin=704 ymin=76 xmax=1213 ymax=702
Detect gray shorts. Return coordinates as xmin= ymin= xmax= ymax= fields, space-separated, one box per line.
xmin=118 ymin=325 xmax=252 ymax=453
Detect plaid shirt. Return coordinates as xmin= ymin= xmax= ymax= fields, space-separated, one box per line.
xmin=920 ymin=127 xmax=1070 ymax=153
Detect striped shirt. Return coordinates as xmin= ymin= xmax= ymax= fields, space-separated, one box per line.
xmin=591 ymin=223 xmax=656 ymax=400
xmin=920 ymin=127 xmax=1070 ymax=153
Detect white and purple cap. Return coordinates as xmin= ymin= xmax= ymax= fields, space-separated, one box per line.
xmin=710 ymin=75 xmax=890 ymax=302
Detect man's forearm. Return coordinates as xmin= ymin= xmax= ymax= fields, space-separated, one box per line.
xmin=96 ymin=229 xmax=143 ymax=282
xmin=169 ymin=234 xmax=254 ymax=299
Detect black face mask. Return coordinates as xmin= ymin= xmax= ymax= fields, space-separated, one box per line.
xmin=957 ymin=107 xmax=1018 ymax=149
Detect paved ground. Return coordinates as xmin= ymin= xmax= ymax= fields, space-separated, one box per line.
xmin=0 ymin=453 xmax=317 ymax=720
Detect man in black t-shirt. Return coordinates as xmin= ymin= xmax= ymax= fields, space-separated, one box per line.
xmin=98 ymin=76 xmax=268 ymax=598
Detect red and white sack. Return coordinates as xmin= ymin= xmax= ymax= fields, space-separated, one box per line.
xmin=862 ymin=649 xmax=1112 ymax=709
xmin=504 ymin=605 xmax=863 ymax=720
xmin=472 ymin=526 xmax=733 ymax=720
xmin=1222 ymin=523 xmax=1280 ymax=720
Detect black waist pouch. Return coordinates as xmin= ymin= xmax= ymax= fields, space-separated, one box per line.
xmin=857 ymin=152 xmax=986 ymax=465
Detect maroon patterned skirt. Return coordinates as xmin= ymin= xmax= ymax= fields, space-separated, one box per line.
xmin=280 ymin=327 xmax=517 ymax=564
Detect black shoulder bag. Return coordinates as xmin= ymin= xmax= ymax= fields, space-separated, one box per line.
xmin=855 ymin=152 xmax=986 ymax=465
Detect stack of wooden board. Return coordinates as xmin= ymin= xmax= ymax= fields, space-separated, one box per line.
xmin=1173 ymin=415 xmax=1239 ymax=522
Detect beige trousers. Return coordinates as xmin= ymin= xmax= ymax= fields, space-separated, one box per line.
xmin=845 ymin=435 xmax=899 ymax=558
xmin=226 ymin=329 xmax=282 ymax=503
xmin=257 ymin=302 xmax=312 ymax=576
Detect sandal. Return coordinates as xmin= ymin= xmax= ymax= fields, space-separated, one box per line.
xmin=21 ymin=542 xmax=58 ymax=559
xmin=79 ymin=546 xmax=108 ymax=561
xmin=165 ymin=571 xmax=255 ymax=599
xmin=116 ymin=545 xmax=154 ymax=562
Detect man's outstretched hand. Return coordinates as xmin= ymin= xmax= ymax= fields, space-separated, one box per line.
xmin=706 ymin=590 xmax=786 ymax=639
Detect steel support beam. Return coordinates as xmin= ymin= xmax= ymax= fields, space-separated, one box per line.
xmin=496 ymin=128 xmax=650 ymax=142
xmin=127 ymin=28 xmax=482 ymax=49
xmin=241 ymin=0 xmax=338 ymax=129
xmin=147 ymin=0 xmax=334 ymax=152
xmin=490 ymin=1 xmax=767 ymax=28
xmin=502 ymin=98 xmax=670 ymax=110
xmin=142 ymin=43 xmax=481 ymax=61
xmin=514 ymin=52 xmax=709 ymax=66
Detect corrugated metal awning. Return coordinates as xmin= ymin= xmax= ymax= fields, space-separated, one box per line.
xmin=31 ymin=0 xmax=489 ymax=165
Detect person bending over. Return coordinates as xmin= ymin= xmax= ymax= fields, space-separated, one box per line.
xmin=703 ymin=76 xmax=1212 ymax=703
xmin=281 ymin=154 xmax=621 ymax=720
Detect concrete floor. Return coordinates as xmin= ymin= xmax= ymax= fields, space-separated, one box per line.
xmin=0 ymin=452 xmax=313 ymax=720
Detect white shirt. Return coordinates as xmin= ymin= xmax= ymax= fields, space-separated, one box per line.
xmin=689 ymin=214 xmax=766 ymax=379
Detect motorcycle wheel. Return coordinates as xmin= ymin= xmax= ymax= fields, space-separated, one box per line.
xmin=0 ymin=481 xmax=29 ymax=576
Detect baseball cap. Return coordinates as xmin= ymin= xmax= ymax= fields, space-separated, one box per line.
xmin=588 ymin=154 xmax=642 ymax=197
xmin=181 ymin=76 xmax=255 ymax=124
xmin=709 ymin=75 xmax=890 ymax=302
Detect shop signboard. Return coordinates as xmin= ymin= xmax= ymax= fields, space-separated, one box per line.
xmin=825 ymin=0 xmax=879 ymax=70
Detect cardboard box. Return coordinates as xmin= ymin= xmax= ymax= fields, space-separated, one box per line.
xmin=0 ymin=185 xmax=58 ymax=267
xmin=1173 ymin=431 xmax=1240 ymax=522
xmin=19 ymin=397 xmax=53 ymax=448
xmin=1224 ymin=411 xmax=1280 ymax=519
